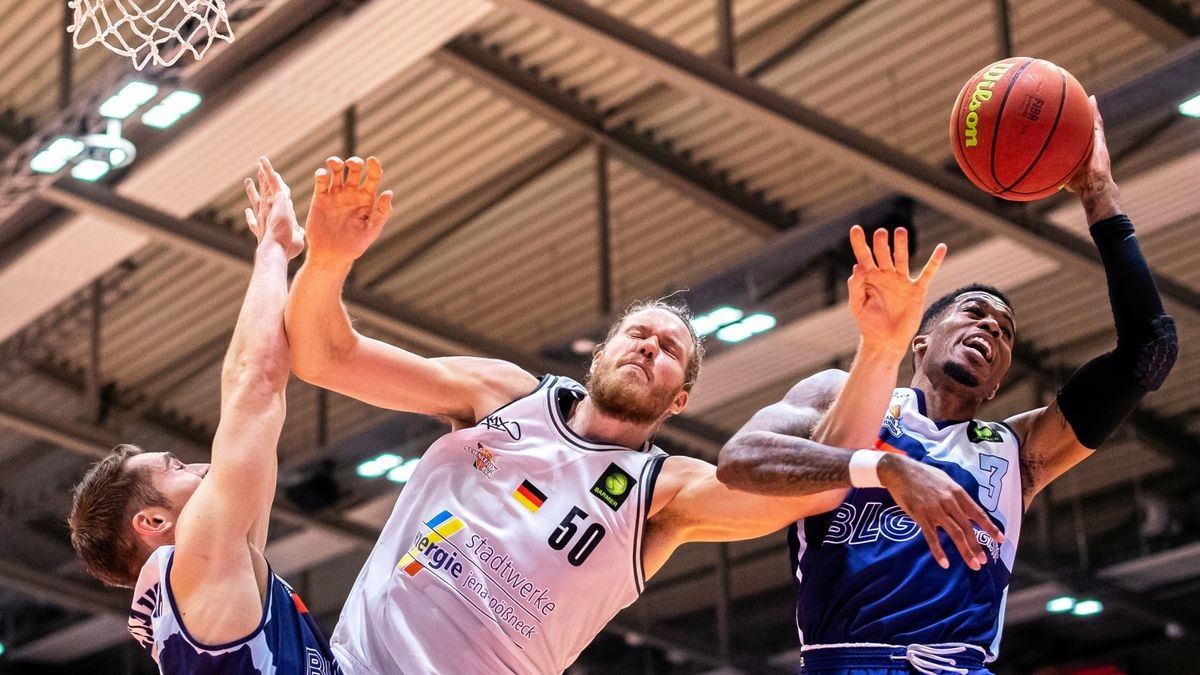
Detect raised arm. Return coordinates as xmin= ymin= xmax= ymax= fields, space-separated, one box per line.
xmin=286 ymin=156 xmax=535 ymax=426
xmin=716 ymin=228 xmax=1001 ymax=569
xmin=169 ymin=159 xmax=304 ymax=640
xmin=1009 ymin=97 xmax=1177 ymax=507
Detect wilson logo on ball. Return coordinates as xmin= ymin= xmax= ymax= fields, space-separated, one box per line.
xmin=962 ymin=61 xmax=1013 ymax=148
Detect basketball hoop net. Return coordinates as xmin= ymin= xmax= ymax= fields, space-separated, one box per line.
xmin=68 ymin=0 xmax=234 ymax=71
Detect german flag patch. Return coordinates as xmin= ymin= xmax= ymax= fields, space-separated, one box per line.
xmin=513 ymin=479 xmax=547 ymax=512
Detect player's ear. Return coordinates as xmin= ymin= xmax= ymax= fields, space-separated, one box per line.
xmin=131 ymin=507 xmax=172 ymax=542
xmin=912 ymin=334 xmax=928 ymax=358
xmin=668 ymin=389 xmax=688 ymax=416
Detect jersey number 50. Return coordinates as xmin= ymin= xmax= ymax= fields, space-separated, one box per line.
xmin=548 ymin=506 xmax=607 ymax=566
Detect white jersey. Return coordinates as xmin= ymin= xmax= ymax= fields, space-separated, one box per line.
xmin=332 ymin=375 xmax=668 ymax=674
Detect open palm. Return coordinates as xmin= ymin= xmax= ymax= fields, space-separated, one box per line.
xmin=305 ymin=155 xmax=394 ymax=264
xmin=847 ymin=225 xmax=946 ymax=354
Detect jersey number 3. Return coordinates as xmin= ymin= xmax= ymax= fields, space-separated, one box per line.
xmin=978 ymin=453 xmax=1010 ymax=512
xmin=548 ymin=506 xmax=607 ymax=566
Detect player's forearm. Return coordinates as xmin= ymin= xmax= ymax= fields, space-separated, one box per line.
xmin=717 ymin=432 xmax=856 ymax=496
xmin=285 ymin=257 xmax=359 ymax=382
xmin=221 ymin=241 xmax=291 ymax=402
xmin=811 ymin=341 xmax=904 ymax=448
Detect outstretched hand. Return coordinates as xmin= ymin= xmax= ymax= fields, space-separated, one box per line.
xmin=847 ymin=225 xmax=946 ymax=356
xmin=1065 ymin=96 xmax=1122 ymax=223
xmin=244 ymin=157 xmax=304 ymax=260
xmin=305 ymin=155 xmax=395 ymax=265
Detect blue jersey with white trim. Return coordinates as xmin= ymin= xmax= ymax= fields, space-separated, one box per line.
xmin=790 ymin=388 xmax=1023 ymax=661
xmin=128 ymin=546 xmax=341 ymax=674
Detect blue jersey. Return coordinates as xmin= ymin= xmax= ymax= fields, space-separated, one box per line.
xmin=791 ymin=388 xmax=1023 ymax=661
xmin=128 ymin=546 xmax=341 ymax=674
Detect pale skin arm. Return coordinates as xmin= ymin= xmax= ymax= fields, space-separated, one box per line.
xmin=1010 ymin=97 xmax=1119 ymax=509
xmin=286 ymin=156 xmax=535 ymax=427
xmin=170 ymin=158 xmax=304 ymax=643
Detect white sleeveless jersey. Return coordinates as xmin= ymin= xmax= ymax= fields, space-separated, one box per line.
xmin=128 ymin=546 xmax=341 ymax=674
xmin=791 ymin=387 xmax=1024 ymax=660
xmin=332 ymin=375 xmax=669 ymax=674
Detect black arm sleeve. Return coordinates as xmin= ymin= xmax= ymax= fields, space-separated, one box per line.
xmin=1055 ymin=214 xmax=1178 ymax=449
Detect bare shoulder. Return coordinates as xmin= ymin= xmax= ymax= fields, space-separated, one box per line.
xmin=736 ymin=369 xmax=848 ymax=437
xmin=781 ymin=368 xmax=849 ymax=409
xmin=430 ymin=357 xmax=539 ymax=424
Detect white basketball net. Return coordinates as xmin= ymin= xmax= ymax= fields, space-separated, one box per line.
xmin=68 ymin=0 xmax=234 ymax=71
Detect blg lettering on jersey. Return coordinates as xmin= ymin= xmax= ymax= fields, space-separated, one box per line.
xmin=823 ymin=500 xmax=1002 ymax=563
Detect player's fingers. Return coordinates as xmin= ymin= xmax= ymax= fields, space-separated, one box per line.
xmin=314 ymin=168 xmax=331 ymax=194
xmin=959 ymin=495 xmax=1004 ymax=543
xmin=325 ymin=156 xmax=345 ymax=188
xmin=345 ymin=156 xmax=365 ymax=189
xmin=917 ymin=243 xmax=948 ymax=289
xmin=849 ymin=225 xmax=876 ymax=270
xmin=372 ymin=190 xmax=394 ymax=226
xmin=940 ymin=506 xmax=985 ymax=570
xmin=918 ymin=519 xmax=949 ymax=570
xmin=244 ymin=177 xmax=260 ymax=210
xmin=363 ymin=156 xmax=383 ymax=194
xmin=244 ymin=207 xmax=260 ymax=236
xmin=873 ymin=228 xmax=894 ymax=272
xmin=893 ymin=227 xmax=910 ymax=277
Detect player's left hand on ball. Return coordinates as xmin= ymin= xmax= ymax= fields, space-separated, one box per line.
xmin=244 ymin=156 xmax=305 ymax=260
xmin=847 ymin=225 xmax=946 ymax=357
xmin=1065 ymin=96 xmax=1114 ymax=197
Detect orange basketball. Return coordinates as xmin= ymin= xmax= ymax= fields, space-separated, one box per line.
xmin=949 ymin=57 xmax=1094 ymax=201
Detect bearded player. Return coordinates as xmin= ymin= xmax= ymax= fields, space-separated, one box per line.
xmin=284 ymin=153 xmax=999 ymax=673
xmin=69 ymin=160 xmax=342 ymax=674
xmin=717 ymin=98 xmax=1177 ymax=673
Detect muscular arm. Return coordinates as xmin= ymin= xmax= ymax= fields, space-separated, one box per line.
xmin=170 ymin=160 xmax=301 ymax=643
xmin=1012 ymin=100 xmax=1177 ymax=507
xmin=287 ymin=156 xmax=536 ymax=426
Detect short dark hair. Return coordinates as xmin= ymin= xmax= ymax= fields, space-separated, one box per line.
xmin=601 ymin=297 xmax=706 ymax=391
xmin=918 ymin=284 xmax=1014 ymax=336
xmin=69 ymin=445 xmax=168 ymax=588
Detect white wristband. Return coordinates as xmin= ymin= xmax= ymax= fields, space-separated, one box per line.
xmin=848 ymin=449 xmax=885 ymax=488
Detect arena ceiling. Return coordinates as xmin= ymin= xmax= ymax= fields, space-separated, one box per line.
xmin=0 ymin=0 xmax=1198 ymax=672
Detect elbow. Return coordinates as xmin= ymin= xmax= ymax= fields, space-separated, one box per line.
xmin=715 ymin=432 xmax=767 ymax=489
xmin=224 ymin=365 xmax=288 ymax=411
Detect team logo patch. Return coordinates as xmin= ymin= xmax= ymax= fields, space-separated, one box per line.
xmin=465 ymin=442 xmax=499 ymax=478
xmin=397 ymin=510 xmax=466 ymax=577
xmin=512 ymin=479 xmax=547 ymax=512
xmin=881 ymin=404 xmax=903 ymax=437
xmin=590 ymin=462 xmax=635 ymax=512
xmin=967 ymin=420 xmax=1005 ymax=443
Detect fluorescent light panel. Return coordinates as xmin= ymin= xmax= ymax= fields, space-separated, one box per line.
xmin=356 ymin=452 xmax=402 ymax=478
xmin=1045 ymin=596 xmax=1076 ymax=613
xmin=30 ymin=137 xmax=85 ymax=173
xmin=70 ymin=158 xmax=110 ymax=182
xmin=98 ymin=81 xmax=158 ymax=119
xmin=142 ymin=90 xmax=202 ymax=128
xmin=1179 ymin=92 xmax=1200 ymax=118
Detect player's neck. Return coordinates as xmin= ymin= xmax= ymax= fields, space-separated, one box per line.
xmin=568 ymin=398 xmax=655 ymax=450
xmin=910 ymin=373 xmax=984 ymax=423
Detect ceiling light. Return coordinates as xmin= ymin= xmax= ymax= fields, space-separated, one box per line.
xmin=571 ymin=338 xmax=596 ymax=355
xmin=740 ymin=312 xmax=777 ymax=333
xmin=70 ymin=158 xmax=111 ymax=182
xmin=1045 ymin=596 xmax=1076 ymax=613
xmin=691 ymin=306 xmax=744 ymax=337
xmin=356 ymin=452 xmax=402 ymax=478
xmin=141 ymin=90 xmax=202 ymax=128
xmin=98 ymin=80 xmax=158 ymax=119
xmin=1071 ymin=599 xmax=1104 ymax=616
xmin=1179 ymin=92 xmax=1200 ymax=118
xmin=387 ymin=457 xmax=421 ymax=484
xmin=29 ymin=137 xmax=85 ymax=173
xmin=716 ymin=322 xmax=754 ymax=343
